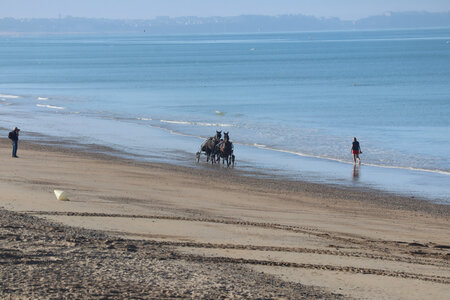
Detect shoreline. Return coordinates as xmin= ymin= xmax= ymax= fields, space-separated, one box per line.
xmin=1 ymin=108 xmax=450 ymax=203
xmin=0 ymin=137 xmax=449 ymax=298
xmin=2 ymin=137 xmax=449 ymax=214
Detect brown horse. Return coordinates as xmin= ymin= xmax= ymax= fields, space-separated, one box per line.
xmin=197 ymin=131 xmax=221 ymax=164
xmin=218 ymin=132 xmax=234 ymax=167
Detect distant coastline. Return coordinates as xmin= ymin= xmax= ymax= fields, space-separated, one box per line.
xmin=1 ymin=11 xmax=449 ymax=35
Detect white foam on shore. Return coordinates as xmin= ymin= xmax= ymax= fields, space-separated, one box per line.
xmin=0 ymin=93 xmax=20 ymax=99
xmin=253 ymin=143 xmax=267 ymax=148
xmin=155 ymin=124 xmax=449 ymax=176
xmin=163 ymin=127 xmax=449 ymax=176
xmin=36 ymin=104 xmax=65 ymax=110
xmin=250 ymin=143 xmax=450 ymax=176
xmin=196 ymin=122 xmax=233 ymax=127
xmin=160 ymin=120 xmax=191 ymax=125
xmin=37 ymin=97 xmax=49 ymax=101
xmin=160 ymin=119 xmax=233 ymax=127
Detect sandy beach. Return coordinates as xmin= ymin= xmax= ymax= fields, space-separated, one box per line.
xmin=0 ymin=138 xmax=449 ymax=299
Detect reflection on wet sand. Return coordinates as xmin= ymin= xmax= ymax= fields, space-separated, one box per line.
xmin=352 ymin=164 xmax=360 ymax=181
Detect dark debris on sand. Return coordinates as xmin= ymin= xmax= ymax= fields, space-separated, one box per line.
xmin=0 ymin=208 xmax=345 ymax=299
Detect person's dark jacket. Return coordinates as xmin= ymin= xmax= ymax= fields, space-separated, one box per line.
xmin=8 ymin=131 xmax=18 ymax=142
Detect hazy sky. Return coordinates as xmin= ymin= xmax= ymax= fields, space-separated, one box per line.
xmin=1 ymin=0 xmax=449 ymax=20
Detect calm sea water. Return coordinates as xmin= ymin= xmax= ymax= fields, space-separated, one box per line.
xmin=1 ymin=29 xmax=449 ymax=202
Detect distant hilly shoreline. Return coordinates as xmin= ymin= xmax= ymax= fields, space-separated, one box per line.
xmin=1 ymin=11 xmax=449 ymax=34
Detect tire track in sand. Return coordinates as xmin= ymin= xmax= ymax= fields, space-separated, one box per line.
xmin=27 ymin=211 xmax=449 ymax=267
xmin=177 ymin=254 xmax=450 ymax=284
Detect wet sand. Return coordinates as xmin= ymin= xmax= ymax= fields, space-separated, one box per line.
xmin=0 ymin=139 xmax=449 ymax=299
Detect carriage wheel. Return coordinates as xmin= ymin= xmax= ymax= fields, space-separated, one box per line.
xmin=196 ymin=152 xmax=200 ymax=163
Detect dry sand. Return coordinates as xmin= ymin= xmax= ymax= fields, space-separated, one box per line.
xmin=0 ymin=139 xmax=449 ymax=299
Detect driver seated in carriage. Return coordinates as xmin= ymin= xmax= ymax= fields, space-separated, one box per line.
xmin=216 ymin=138 xmax=224 ymax=151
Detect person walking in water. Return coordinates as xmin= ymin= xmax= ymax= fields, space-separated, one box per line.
xmin=351 ymin=137 xmax=362 ymax=164
xmin=8 ymin=127 xmax=20 ymax=158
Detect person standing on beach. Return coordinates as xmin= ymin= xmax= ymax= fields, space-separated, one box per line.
xmin=8 ymin=127 xmax=20 ymax=158
xmin=351 ymin=137 xmax=362 ymax=164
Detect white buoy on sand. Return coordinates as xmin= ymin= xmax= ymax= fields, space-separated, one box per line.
xmin=54 ymin=190 xmax=68 ymax=201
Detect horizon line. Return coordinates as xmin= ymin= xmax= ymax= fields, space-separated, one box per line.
xmin=1 ymin=10 xmax=449 ymax=21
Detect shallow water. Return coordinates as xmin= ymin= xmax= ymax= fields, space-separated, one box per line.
xmin=0 ymin=29 xmax=449 ymax=202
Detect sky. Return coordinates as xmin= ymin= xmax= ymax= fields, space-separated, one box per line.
xmin=1 ymin=0 xmax=449 ymax=20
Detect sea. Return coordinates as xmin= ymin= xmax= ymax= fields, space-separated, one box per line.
xmin=0 ymin=28 xmax=449 ymax=203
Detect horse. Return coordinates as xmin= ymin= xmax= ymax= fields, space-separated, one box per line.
xmin=218 ymin=132 xmax=235 ymax=167
xmin=197 ymin=131 xmax=221 ymax=164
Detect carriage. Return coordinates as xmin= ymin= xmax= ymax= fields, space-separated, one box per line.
xmin=196 ymin=131 xmax=235 ymax=167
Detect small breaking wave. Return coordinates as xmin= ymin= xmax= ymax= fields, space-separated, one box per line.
xmin=160 ymin=120 xmax=191 ymax=125
xmin=36 ymin=104 xmax=65 ymax=110
xmin=137 ymin=117 xmax=153 ymax=121
xmin=196 ymin=122 xmax=233 ymax=127
xmin=160 ymin=119 xmax=233 ymax=127
xmin=0 ymin=93 xmax=20 ymax=99
xmin=250 ymin=143 xmax=450 ymax=176
xmin=37 ymin=97 xmax=49 ymax=101
xmin=253 ymin=143 xmax=267 ymax=148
